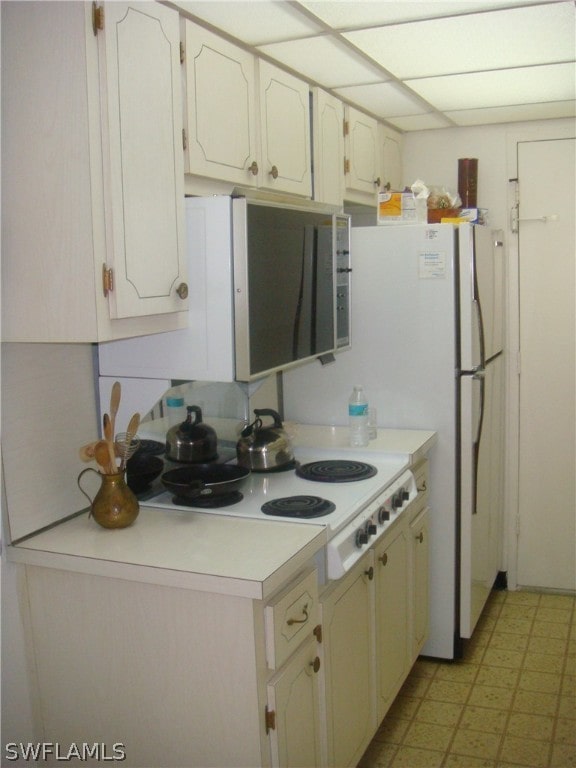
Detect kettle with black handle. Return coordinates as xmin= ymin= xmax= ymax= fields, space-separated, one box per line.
xmin=236 ymin=409 xmax=294 ymax=472
xmin=166 ymin=405 xmax=218 ymax=463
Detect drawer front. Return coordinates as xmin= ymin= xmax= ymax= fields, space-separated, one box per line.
xmin=265 ymin=569 xmax=319 ymax=669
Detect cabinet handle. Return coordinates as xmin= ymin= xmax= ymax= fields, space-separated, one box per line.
xmin=287 ymin=603 xmax=308 ymax=626
xmin=248 ymin=160 xmax=258 ymax=176
xmin=310 ymin=657 xmax=321 ymax=674
xmin=176 ymin=282 xmax=189 ymax=300
xmin=270 ymin=165 xmax=279 ymax=179
xmin=378 ymin=553 xmax=388 ymax=566
xmin=364 ymin=566 xmax=374 ymax=581
xmin=415 ymin=531 xmax=424 ymax=543
xmin=417 ymin=481 xmax=427 ymax=492
xmin=374 ymin=177 xmax=381 ymax=188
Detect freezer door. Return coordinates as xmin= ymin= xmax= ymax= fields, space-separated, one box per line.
xmin=459 ymin=225 xmax=504 ymax=371
xmin=460 ymin=356 xmax=504 ymax=638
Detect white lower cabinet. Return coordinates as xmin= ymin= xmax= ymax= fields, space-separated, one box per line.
xmin=374 ymin=523 xmax=410 ymax=721
xmin=266 ymin=637 xmax=322 ymax=767
xmin=321 ymin=555 xmax=377 ymax=768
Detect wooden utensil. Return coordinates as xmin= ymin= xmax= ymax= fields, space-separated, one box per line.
xmin=119 ymin=412 xmax=141 ymax=472
xmin=109 ymin=381 xmax=121 ymax=437
xmin=79 ymin=441 xmax=98 ymax=462
xmin=103 ymin=413 xmax=117 ymax=473
xmin=94 ymin=440 xmax=113 ymax=474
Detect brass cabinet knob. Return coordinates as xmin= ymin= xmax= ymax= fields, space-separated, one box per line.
xmin=378 ymin=552 xmax=388 ymax=566
xmin=415 ymin=531 xmax=424 ymax=543
xmin=364 ymin=566 xmax=374 ymax=581
xmin=248 ymin=160 xmax=258 ymax=176
xmin=176 ymin=282 xmax=189 ymax=300
xmin=374 ymin=177 xmax=381 ymax=187
xmin=270 ymin=165 xmax=279 ymax=179
xmin=310 ymin=657 xmax=321 ymax=674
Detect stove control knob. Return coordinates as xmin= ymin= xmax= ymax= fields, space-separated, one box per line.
xmin=355 ymin=528 xmax=369 ymax=547
xmin=402 ymin=489 xmax=410 ymax=502
xmin=392 ymin=492 xmax=403 ymax=509
xmin=378 ymin=505 xmax=390 ymax=523
xmin=367 ymin=523 xmax=377 ymax=537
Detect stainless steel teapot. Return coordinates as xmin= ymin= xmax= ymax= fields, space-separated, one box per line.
xmin=166 ymin=405 xmax=217 ymax=463
xmin=236 ymin=409 xmax=294 ymax=472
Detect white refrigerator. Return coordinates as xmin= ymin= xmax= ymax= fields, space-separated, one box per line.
xmin=282 ymin=222 xmax=505 ymax=659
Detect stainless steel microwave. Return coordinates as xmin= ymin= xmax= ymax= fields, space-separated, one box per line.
xmin=97 ymin=195 xmax=351 ymax=383
xmin=232 ymin=196 xmax=351 ymax=380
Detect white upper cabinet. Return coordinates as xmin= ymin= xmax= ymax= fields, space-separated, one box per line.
xmin=1 ymin=2 xmax=188 ymax=342
xmin=183 ymin=23 xmax=312 ymax=198
xmin=343 ymin=105 xmax=381 ymax=204
xmin=379 ymin=124 xmax=404 ymax=192
xmin=99 ymin=3 xmax=188 ymax=321
xmin=311 ymin=88 xmax=345 ymax=207
xmin=183 ymin=22 xmax=259 ymax=187
xmin=257 ymin=60 xmax=312 ymax=197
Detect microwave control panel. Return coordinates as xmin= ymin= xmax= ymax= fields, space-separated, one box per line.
xmin=335 ymin=213 xmax=351 ymax=349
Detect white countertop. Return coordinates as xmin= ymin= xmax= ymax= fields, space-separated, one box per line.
xmin=7 ymin=426 xmax=435 ymax=601
xmin=8 ymin=507 xmax=326 ymax=600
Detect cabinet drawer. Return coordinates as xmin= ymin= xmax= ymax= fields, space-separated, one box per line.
xmin=265 ymin=569 xmax=319 ymax=670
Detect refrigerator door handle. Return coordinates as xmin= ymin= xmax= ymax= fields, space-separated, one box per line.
xmin=472 ymin=370 xmax=486 ymax=515
xmin=472 ymin=295 xmax=486 ymax=371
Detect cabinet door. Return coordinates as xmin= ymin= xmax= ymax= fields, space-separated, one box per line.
xmin=258 ymin=60 xmax=312 ymax=197
xmin=267 ymin=637 xmax=322 ymax=768
xmin=411 ymin=506 xmax=430 ymax=661
xmin=374 ymin=525 xmax=409 ymax=721
xmin=344 ymin=105 xmax=380 ymax=200
xmin=183 ymin=21 xmax=259 ymax=187
xmin=98 ymin=2 xmax=188 ymax=319
xmin=322 ymin=555 xmax=376 ymax=768
xmin=312 ymin=88 xmax=344 ymax=206
xmin=379 ymin=124 xmax=403 ymax=192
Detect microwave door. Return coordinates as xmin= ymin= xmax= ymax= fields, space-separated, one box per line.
xmin=294 ymin=225 xmax=315 ymax=358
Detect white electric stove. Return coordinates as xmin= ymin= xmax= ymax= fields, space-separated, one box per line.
xmin=140 ymin=446 xmax=416 ymax=580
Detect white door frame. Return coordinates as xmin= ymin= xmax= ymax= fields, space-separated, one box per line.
xmin=504 ymin=121 xmax=575 ymax=590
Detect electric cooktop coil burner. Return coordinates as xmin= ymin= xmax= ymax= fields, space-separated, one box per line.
xmin=171 ymin=491 xmax=244 ymax=508
xmin=296 ymin=460 xmax=378 ymax=483
xmin=261 ymin=495 xmax=336 ymax=518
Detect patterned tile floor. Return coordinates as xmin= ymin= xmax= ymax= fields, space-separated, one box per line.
xmin=358 ymin=589 xmax=576 ymax=768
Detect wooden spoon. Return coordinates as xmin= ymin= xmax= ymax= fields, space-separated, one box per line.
xmin=119 ymin=412 xmax=141 ymax=472
xmin=109 ymin=381 xmax=121 ymax=437
xmin=94 ymin=440 xmax=113 ymax=474
xmin=103 ymin=413 xmax=117 ymax=473
xmin=79 ymin=441 xmax=98 ymax=462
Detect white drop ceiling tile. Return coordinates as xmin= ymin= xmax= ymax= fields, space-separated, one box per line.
xmin=257 ymin=36 xmax=385 ymax=87
xmin=385 ymin=112 xmax=454 ymax=132
xmin=343 ymin=4 xmax=576 ymax=79
xmin=334 ymin=81 xmax=428 ymax=117
xmin=408 ymin=63 xmax=576 ymax=111
xmin=174 ymin=1 xmax=323 ymax=44
xmin=446 ymin=100 xmax=576 ymax=126
xmin=299 ymin=0 xmax=554 ymax=30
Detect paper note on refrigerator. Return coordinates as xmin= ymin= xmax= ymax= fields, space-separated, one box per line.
xmin=419 ymin=250 xmax=446 ymax=278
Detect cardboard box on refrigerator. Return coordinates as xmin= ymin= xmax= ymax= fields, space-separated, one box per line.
xmin=377 ymin=192 xmax=417 ymax=224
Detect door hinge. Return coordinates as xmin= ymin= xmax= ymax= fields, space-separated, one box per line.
xmin=182 ymin=128 xmax=187 ymax=151
xmin=515 ymin=513 xmax=521 ymax=538
xmin=180 ymin=41 xmax=185 ymax=64
xmin=313 ymin=623 xmax=322 ymax=643
xmin=343 ymin=119 xmax=349 ymax=136
xmin=92 ymin=2 xmax=104 ymax=35
xmin=265 ymin=706 xmax=276 ymax=734
xmin=344 ymin=158 xmax=350 ymax=174
xmin=102 ymin=264 xmax=113 ymax=297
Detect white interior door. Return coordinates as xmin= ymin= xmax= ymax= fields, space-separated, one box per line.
xmin=516 ymin=138 xmax=575 ymax=590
